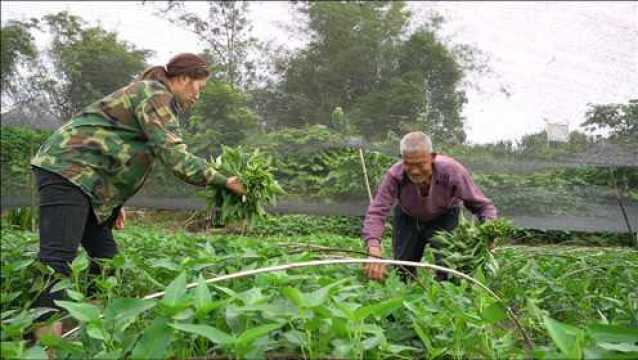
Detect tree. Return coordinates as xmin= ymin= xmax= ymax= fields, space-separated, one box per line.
xmin=4 ymin=12 xmax=152 ymax=122
xmin=39 ymin=12 xmax=152 ymax=120
xmin=395 ymin=29 xmax=467 ymax=145
xmin=254 ymin=2 xmax=474 ymax=145
xmin=184 ymin=78 xmax=259 ymax=156
xmin=155 ymin=1 xmax=258 ymax=89
xmin=263 ymin=1 xmax=409 ymax=132
xmin=581 ymin=100 xmax=638 ymax=142
xmin=1 ymin=19 xmax=39 ymax=106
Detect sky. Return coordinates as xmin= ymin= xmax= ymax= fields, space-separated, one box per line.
xmin=2 ymin=1 xmax=637 ymax=144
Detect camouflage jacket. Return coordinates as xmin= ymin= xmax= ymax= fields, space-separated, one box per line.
xmin=31 ymin=79 xmax=228 ymax=224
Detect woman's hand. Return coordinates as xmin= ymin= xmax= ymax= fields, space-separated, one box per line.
xmin=114 ymin=208 xmax=126 ymax=230
xmin=225 ymin=176 xmax=246 ymax=196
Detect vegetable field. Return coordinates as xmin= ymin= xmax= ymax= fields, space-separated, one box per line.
xmin=2 ymin=214 xmax=636 ymax=359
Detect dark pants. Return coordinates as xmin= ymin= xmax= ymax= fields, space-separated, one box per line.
xmin=32 ymin=167 xmax=120 ymax=316
xmin=392 ymin=206 xmax=459 ymax=282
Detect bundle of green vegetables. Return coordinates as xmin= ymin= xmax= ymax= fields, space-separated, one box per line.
xmin=432 ymin=215 xmax=514 ymax=276
xmin=199 ymin=145 xmax=284 ymax=228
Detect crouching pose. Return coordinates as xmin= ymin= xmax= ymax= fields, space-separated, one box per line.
xmin=362 ymin=131 xmax=497 ymax=282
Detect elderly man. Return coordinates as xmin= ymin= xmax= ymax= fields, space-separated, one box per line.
xmin=362 ymin=131 xmax=497 ymax=281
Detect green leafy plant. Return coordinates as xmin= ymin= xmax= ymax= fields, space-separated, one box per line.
xmin=3 ymin=207 xmax=37 ymax=231
xmin=1 ymin=213 xmax=636 ymax=359
xmin=321 ymin=149 xmax=395 ymax=199
xmin=433 ymin=216 xmax=515 ymax=275
xmin=199 ymin=145 xmax=284 ymax=229
xmin=536 ymin=316 xmax=638 ymax=359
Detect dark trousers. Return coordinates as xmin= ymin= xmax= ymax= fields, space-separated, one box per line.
xmin=32 ymin=167 xmax=120 ymax=316
xmin=392 ymin=206 xmax=459 ymax=281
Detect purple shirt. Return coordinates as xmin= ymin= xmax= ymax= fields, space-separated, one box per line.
xmin=362 ymin=154 xmax=498 ymax=248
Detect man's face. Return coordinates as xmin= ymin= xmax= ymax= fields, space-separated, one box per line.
xmin=403 ymin=148 xmax=433 ymax=185
xmin=173 ymin=76 xmax=208 ymax=109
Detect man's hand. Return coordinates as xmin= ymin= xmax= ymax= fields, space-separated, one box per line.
xmin=114 ymin=208 xmax=126 ymax=230
xmin=364 ymin=245 xmax=386 ymax=281
xmin=226 ymin=176 xmax=246 ymax=196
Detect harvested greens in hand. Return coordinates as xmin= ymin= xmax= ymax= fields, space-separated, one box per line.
xmin=200 ymin=145 xmax=284 ymax=227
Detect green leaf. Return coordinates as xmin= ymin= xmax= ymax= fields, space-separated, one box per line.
xmin=1 ymin=309 xmax=18 ymax=320
xmin=331 ymin=317 xmax=350 ymax=338
xmin=37 ymin=334 xmax=84 ymax=354
xmin=334 ymin=302 xmax=357 ymax=320
xmin=104 ymin=298 xmax=156 ymax=333
xmin=170 ymin=323 xmax=234 ymax=345
xmin=14 ymin=259 xmax=34 ymax=271
xmin=283 ymin=330 xmax=305 ymax=346
xmin=412 ymin=320 xmax=432 ymax=351
xmin=596 ymin=342 xmax=638 ymax=352
xmin=70 ymin=253 xmax=89 ymax=274
xmin=161 ymin=272 xmax=187 ymax=308
xmin=282 ymin=279 xmax=346 ymax=310
xmin=332 ymin=339 xmax=354 ymax=359
xmin=362 ymin=333 xmax=385 ymax=350
xmin=172 ymin=308 xmax=194 ymax=321
xmin=50 ymin=279 xmax=73 ymax=294
xmin=194 ymin=275 xmax=212 ymax=311
xmin=214 ymin=285 xmax=239 ymax=300
xmin=54 ymin=300 xmax=100 ymax=323
xmin=480 ymin=302 xmax=508 ymax=324
xmin=23 ymin=345 xmax=48 ymax=360
xmin=305 ymin=279 xmax=347 ymax=307
xmin=237 ymin=287 xmax=265 ymax=306
xmin=543 ymin=316 xmax=583 ymax=359
xmin=236 ymin=323 xmax=283 ymax=348
xmin=130 ymin=317 xmax=173 ymax=360
xmin=13 ymin=290 xmax=34 ymax=306
xmin=66 ymin=289 xmax=85 ymax=302
xmin=584 ymin=347 xmax=638 ymax=360
xmin=86 ymin=323 xmax=108 ymax=341
xmin=353 ymin=298 xmax=403 ymax=322
xmin=149 ymin=259 xmax=180 ymax=271
xmin=195 ymin=300 xmax=226 ymax=318
xmin=94 ymin=350 xmax=122 ymax=359
xmin=386 ymin=344 xmax=420 ymax=354
xmin=587 ymin=323 xmax=638 ymax=344
xmin=282 ymin=287 xmax=305 ymax=308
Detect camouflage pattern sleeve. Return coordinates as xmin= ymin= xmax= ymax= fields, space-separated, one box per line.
xmin=136 ymin=93 xmax=228 ymax=187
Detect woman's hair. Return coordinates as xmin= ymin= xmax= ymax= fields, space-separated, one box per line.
xmin=139 ymin=53 xmax=211 ymax=83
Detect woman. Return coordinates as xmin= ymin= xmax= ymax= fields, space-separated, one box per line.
xmin=30 ymin=53 xmax=245 ymax=337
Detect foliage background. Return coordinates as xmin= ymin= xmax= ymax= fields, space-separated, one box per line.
xmin=1 ymin=2 xmax=636 ymax=232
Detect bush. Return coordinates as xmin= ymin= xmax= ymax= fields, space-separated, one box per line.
xmin=242 ymin=125 xmax=347 ymax=195
xmin=1 ymin=127 xmax=50 ymax=206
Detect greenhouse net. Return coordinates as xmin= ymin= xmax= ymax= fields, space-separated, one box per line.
xmin=2 ymin=124 xmax=636 ymax=233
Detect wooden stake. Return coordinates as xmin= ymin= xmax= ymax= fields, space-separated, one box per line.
xmin=29 ymin=143 xmax=36 ymax=233
xmin=358 ymin=147 xmax=373 ymax=202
